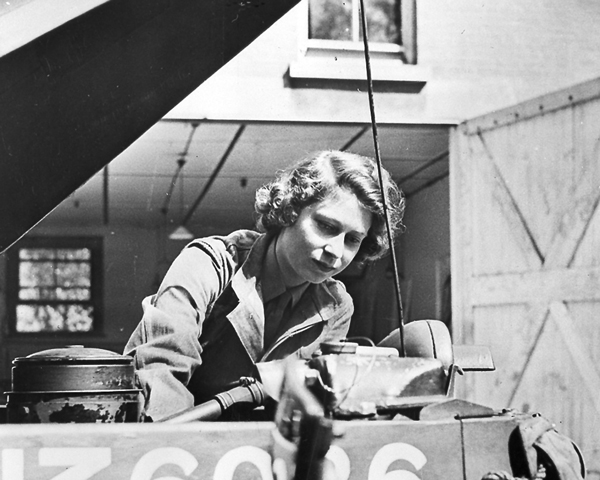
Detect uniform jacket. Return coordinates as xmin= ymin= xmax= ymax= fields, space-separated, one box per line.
xmin=124 ymin=229 xmax=353 ymax=420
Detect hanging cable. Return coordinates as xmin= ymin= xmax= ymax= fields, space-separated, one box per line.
xmin=160 ymin=122 xmax=200 ymax=216
xmin=161 ymin=158 xmax=186 ymax=215
xmin=358 ymin=0 xmax=406 ymax=356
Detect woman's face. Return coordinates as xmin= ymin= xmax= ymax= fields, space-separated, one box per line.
xmin=276 ymin=187 xmax=372 ymax=286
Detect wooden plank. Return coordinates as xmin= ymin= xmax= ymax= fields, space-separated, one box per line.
xmin=462 ymin=76 xmax=600 ymax=135
xmin=471 ymin=267 xmax=600 ymax=306
xmin=470 ymin=303 xmax=547 ymax=409
xmin=544 ymin=191 xmax=600 ymax=268
xmin=541 ymin=99 xmax=600 ymax=268
xmin=450 ymin=127 xmax=476 ymax=401
xmin=507 ymin=313 xmax=577 ymax=424
xmin=568 ymin=99 xmax=600 ymax=268
xmin=475 ymin=132 xmax=544 ymax=269
xmin=512 ymin=106 xmax=576 ymax=256
xmin=469 ymin=127 xmax=529 ymax=275
xmin=548 ymin=301 xmax=600 ymax=417
xmin=449 ymin=126 xmax=473 ymax=346
xmin=507 ymin=304 xmax=550 ymax=406
xmin=564 ymin=298 xmax=600 ymax=470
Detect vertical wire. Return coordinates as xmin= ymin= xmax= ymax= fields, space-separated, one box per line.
xmin=179 ymin=160 xmax=186 ymax=224
xmin=358 ymin=0 xmax=405 ymax=356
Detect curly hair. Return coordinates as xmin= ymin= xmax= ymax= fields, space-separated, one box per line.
xmin=254 ymin=150 xmax=405 ymax=262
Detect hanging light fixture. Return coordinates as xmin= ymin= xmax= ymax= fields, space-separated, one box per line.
xmin=169 ymin=224 xmax=193 ymax=240
xmin=159 ymin=122 xmax=200 ymax=241
xmin=168 ymin=158 xmax=194 ymax=241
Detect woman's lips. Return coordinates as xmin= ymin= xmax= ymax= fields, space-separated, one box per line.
xmin=313 ymin=259 xmax=337 ymax=274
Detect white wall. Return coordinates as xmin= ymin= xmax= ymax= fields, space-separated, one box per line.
xmin=168 ymin=0 xmax=600 ymax=125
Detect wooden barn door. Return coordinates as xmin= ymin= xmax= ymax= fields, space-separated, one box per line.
xmin=450 ymin=78 xmax=600 ymax=473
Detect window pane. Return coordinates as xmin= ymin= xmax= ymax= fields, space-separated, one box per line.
xmin=56 ymin=248 xmax=91 ymax=261
xmin=309 ymin=0 xmax=401 ymax=44
xmin=19 ymin=288 xmax=40 ymax=300
xmin=363 ymin=0 xmax=401 ymax=44
xmin=15 ymin=305 xmax=45 ymax=332
xmin=309 ymin=0 xmax=352 ymax=41
xmin=55 ymin=262 xmax=91 ymax=287
xmin=56 ymin=288 xmax=90 ymax=301
xmin=65 ymin=304 xmax=94 ymax=332
xmin=16 ymin=304 xmax=64 ymax=332
xmin=19 ymin=261 xmax=55 ymax=287
xmin=14 ymin=243 xmax=97 ymax=334
xmin=20 ymin=287 xmax=90 ymax=301
xmin=16 ymin=304 xmax=93 ymax=332
xmin=19 ymin=248 xmax=56 ymax=260
xmin=19 ymin=287 xmax=59 ymax=300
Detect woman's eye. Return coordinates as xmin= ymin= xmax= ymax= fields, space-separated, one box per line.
xmin=317 ymin=220 xmax=335 ymax=232
xmin=346 ymin=236 xmax=362 ymax=246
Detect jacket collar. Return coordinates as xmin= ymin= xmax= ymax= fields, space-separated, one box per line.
xmin=226 ymin=232 xmax=335 ymax=362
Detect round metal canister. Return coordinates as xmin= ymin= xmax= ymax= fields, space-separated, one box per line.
xmin=6 ymin=345 xmax=142 ymax=424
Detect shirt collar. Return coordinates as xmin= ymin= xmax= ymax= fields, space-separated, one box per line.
xmin=260 ymin=234 xmax=309 ymax=306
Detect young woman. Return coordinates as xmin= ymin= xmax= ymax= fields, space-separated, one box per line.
xmin=124 ymin=150 xmax=405 ymax=421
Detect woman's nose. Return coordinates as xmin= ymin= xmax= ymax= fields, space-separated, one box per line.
xmin=324 ymin=235 xmax=344 ymax=259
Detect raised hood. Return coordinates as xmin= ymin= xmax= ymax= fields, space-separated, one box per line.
xmin=0 ymin=0 xmax=300 ymax=253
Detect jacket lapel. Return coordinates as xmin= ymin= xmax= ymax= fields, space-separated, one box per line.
xmin=226 ymin=234 xmax=270 ymax=362
xmin=224 ymin=233 xmax=339 ymax=363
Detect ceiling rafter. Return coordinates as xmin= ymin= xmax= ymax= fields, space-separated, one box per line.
xmin=396 ymin=149 xmax=448 ymax=187
xmin=182 ymin=123 xmax=246 ymax=226
xmin=340 ymin=126 xmax=369 ymax=151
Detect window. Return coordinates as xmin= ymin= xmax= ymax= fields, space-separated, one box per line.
xmin=7 ymin=237 xmax=103 ymax=334
xmin=309 ymin=0 xmax=401 ymax=46
xmin=305 ymin=0 xmax=416 ymax=64
xmin=286 ymin=0 xmax=424 ymax=91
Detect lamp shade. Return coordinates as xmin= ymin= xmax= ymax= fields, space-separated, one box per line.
xmin=168 ymin=225 xmax=194 ymax=241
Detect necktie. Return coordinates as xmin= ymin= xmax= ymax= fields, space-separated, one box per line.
xmin=263 ymin=289 xmax=292 ymax=348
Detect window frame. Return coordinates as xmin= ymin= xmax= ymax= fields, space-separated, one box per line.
xmin=6 ymin=236 xmax=104 ymax=337
xmin=300 ymin=0 xmax=417 ymax=64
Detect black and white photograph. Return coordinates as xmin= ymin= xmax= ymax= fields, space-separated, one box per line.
xmin=0 ymin=1 xmax=598 ymax=478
